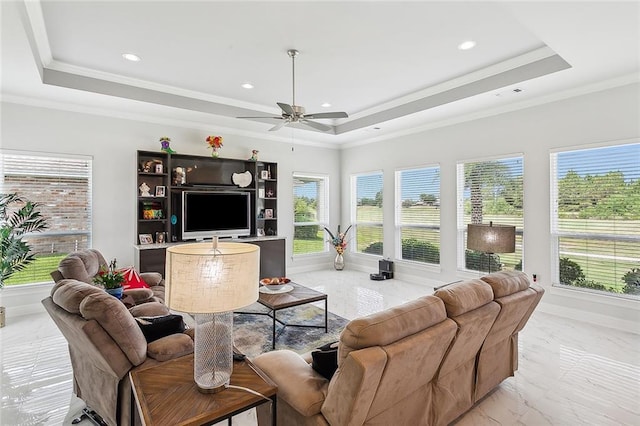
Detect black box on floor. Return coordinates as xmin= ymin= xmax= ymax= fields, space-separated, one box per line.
xmin=379 ymin=259 xmax=394 ymax=279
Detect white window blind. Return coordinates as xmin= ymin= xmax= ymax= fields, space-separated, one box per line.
xmin=1 ymin=151 xmax=92 ymax=286
xmin=456 ymin=155 xmax=523 ymax=272
xmin=352 ymin=172 xmax=383 ymax=254
xmin=551 ymin=142 xmax=640 ymax=297
xmin=293 ymin=173 xmax=328 ymax=255
xmin=395 ymin=165 xmax=440 ymax=264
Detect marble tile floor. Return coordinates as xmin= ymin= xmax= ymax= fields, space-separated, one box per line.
xmin=1 ymin=269 xmax=639 ymax=425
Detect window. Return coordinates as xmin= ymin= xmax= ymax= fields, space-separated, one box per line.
xmin=352 ymin=172 xmax=383 ymax=254
xmin=293 ymin=174 xmax=328 ymax=255
xmin=395 ymin=165 xmax=440 ymax=264
xmin=551 ymin=143 xmax=640 ymax=298
xmin=1 ymin=151 xmax=92 ymax=286
xmin=457 ymin=155 xmax=523 ymax=272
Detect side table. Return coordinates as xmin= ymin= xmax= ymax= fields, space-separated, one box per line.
xmin=130 ymin=353 xmax=277 ymax=425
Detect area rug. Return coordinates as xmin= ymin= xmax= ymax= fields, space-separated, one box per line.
xmin=233 ymin=302 xmax=348 ymax=358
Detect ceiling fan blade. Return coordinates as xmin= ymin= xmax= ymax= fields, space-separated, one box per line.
xmin=269 ymin=120 xmax=288 ymax=132
xmin=277 ymin=102 xmax=295 ymax=116
xmin=237 ymin=116 xmax=283 ymax=119
xmin=300 ymin=119 xmax=332 ymax=132
xmin=303 ymin=111 xmax=348 ymax=119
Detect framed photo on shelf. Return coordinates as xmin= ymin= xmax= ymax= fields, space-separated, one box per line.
xmin=155 ymin=163 xmax=163 ymax=174
xmin=258 ymin=188 xmax=265 ymax=198
xmin=155 ymin=186 xmax=166 ymax=197
xmin=139 ymin=234 xmax=153 ymax=245
xmin=257 ymin=228 xmax=265 ymax=237
xmin=155 ymin=231 xmax=167 ymax=244
xmin=264 ymin=209 xmax=273 ymax=219
xmin=260 ymin=170 xmax=270 ymax=179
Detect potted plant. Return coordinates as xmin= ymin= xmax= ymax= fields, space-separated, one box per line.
xmin=0 ymin=193 xmax=48 ymax=327
xmin=93 ymin=259 xmax=126 ymax=299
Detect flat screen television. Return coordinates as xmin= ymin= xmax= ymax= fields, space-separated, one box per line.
xmin=182 ymin=191 xmax=251 ymax=240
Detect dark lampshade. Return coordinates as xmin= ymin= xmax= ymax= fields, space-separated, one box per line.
xmin=467 ymin=222 xmax=516 ymax=254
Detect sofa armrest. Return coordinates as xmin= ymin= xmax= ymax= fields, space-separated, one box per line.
xmin=253 ymin=350 xmax=329 ymax=417
xmin=140 ymin=272 xmax=163 ymax=287
xmin=146 ymin=333 xmax=194 ymax=362
xmin=322 ymin=346 xmax=387 ymax=426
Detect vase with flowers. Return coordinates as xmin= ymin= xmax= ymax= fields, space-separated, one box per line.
xmin=93 ymin=259 xmax=126 ymax=299
xmin=324 ymin=225 xmax=352 ymax=270
xmin=206 ymin=135 xmax=224 ymax=158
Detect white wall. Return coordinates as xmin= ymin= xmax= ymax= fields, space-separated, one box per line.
xmin=0 ymin=102 xmax=341 ymax=314
xmin=340 ymin=82 xmax=640 ymax=331
xmin=2 ymin=83 xmax=639 ymax=331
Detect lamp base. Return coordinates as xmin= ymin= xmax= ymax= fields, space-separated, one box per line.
xmin=196 ymin=381 xmax=227 ymax=394
xmin=194 ymin=312 xmax=233 ymax=392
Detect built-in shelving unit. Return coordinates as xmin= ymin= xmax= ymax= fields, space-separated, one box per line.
xmin=136 ymin=151 xmax=278 ymax=245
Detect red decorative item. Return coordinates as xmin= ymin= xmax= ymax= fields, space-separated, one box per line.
xmin=119 ymin=267 xmax=149 ymax=289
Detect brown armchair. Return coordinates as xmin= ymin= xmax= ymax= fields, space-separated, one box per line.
xmin=42 ymin=278 xmax=193 ymax=425
xmin=51 ymin=249 xmax=165 ymax=304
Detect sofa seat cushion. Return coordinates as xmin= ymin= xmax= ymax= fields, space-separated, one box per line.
xmin=481 ymin=271 xmax=530 ymax=298
xmin=339 ymin=295 xmax=447 ymax=365
xmin=434 ymin=279 xmax=494 ymax=317
xmin=254 ymin=350 xmax=329 ymax=417
xmin=147 ymin=334 xmax=194 ymax=361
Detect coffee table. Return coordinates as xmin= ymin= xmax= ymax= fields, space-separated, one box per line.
xmin=240 ymin=281 xmax=328 ymax=349
xmin=130 ymin=353 xmax=277 ymax=425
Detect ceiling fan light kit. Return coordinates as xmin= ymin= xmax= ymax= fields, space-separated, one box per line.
xmin=238 ymin=49 xmax=348 ymax=132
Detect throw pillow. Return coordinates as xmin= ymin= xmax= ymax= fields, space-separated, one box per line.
xmin=311 ymin=340 xmax=339 ymax=380
xmin=135 ymin=314 xmax=185 ymax=343
xmin=120 ymin=267 xmax=149 ymax=289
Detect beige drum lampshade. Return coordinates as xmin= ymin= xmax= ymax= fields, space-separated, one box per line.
xmin=467 ymin=222 xmax=516 ymax=254
xmin=165 ymin=241 xmax=260 ymax=314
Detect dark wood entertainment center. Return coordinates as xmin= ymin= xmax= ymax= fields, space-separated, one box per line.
xmin=135 ymin=150 xmax=284 ymax=278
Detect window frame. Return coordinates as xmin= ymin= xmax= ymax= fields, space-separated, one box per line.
xmin=550 ymin=141 xmax=640 ymax=299
xmin=292 ymin=172 xmax=329 ymax=256
xmin=351 ymin=171 xmax=384 ymax=255
xmin=0 ymin=149 xmax=93 ymax=286
xmin=394 ymin=163 xmax=441 ymax=266
xmin=456 ymin=153 xmax=524 ymax=272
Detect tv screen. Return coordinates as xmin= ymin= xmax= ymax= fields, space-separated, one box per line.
xmin=182 ymin=191 xmax=251 ymax=240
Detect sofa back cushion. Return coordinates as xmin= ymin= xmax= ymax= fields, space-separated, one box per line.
xmin=434 ymin=279 xmax=494 ymax=317
xmin=481 ymin=270 xmax=530 ymax=298
xmin=80 ymin=291 xmax=147 ymax=366
xmin=58 ymin=249 xmax=107 ymax=283
xmin=338 ymin=295 xmax=448 ymax=366
xmin=51 ymin=279 xmax=104 ymax=314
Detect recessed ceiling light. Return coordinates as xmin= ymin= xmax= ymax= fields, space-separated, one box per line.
xmin=122 ymin=53 xmax=141 ymax=62
xmin=241 ymin=83 xmax=254 ymax=89
xmin=321 ymin=102 xmax=332 ymax=108
xmin=458 ymin=40 xmax=476 ymax=51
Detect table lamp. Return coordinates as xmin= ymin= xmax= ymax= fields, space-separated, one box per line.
xmin=467 ymin=221 xmax=516 ymax=273
xmin=165 ymin=239 xmax=259 ymax=393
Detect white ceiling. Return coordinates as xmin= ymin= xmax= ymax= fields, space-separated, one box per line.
xmin=2 ymin=1 xmax=639 ymax=147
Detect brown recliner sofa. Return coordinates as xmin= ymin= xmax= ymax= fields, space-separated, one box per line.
xmin=51 ymin=248 xmax=165 ymax=304
xmin=42 ymin=279 xmax=193 ymax=425
xmin=253 ymin=271 xmax=543 ymax=425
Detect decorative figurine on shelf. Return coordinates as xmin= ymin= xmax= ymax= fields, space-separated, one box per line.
xmin=159 ymin=137 xmax=176 ymax=154
xmin=249 ymin=150 xmax=259 ymax=161
xmin=206 ymin=135 xmax=223 ymax=158
xmin=139 ymin=182 xmax=151 ymax=197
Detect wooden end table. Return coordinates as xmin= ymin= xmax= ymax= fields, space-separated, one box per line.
xmin=239 ymin=281 xmax=328 ymax=349
xmin=130 ymin=354 xmax=277 ymax=426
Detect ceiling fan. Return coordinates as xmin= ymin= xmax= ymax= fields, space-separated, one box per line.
xmin=238 ymin=49 xmax=348 ymax=132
